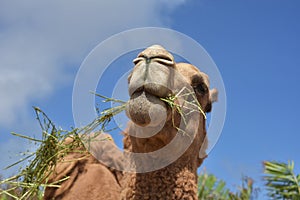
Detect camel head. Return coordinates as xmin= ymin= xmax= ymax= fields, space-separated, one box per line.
xmin=125 ymin=45 xmax=218 ymax=156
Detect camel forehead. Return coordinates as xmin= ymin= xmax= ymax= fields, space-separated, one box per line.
xmin=137 ymin=44 xmax=174 ymax=60
xmin=176 ymin=63 xmax=210 ymax=86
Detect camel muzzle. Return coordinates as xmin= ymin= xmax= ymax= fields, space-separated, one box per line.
xmin=126 ymin=90 xmax=168 ymax=127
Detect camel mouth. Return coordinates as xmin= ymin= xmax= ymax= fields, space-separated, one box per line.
xmin=126 ymin=88 xmax=169 ymax=127
xmin=129 ymin=84 xmax=172 ymax=99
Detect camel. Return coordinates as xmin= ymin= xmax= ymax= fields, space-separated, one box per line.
xmin=44 ymin=45 xmax=218 ymax=200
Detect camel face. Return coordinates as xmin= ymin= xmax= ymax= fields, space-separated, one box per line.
xmin=126 ymin=45 xmax=214 ymax=128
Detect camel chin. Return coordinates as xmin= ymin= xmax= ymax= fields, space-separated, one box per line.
xmin=126 ymin=90 xmax=168 ymax=127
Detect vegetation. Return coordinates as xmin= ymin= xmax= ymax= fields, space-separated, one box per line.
xmin=198 ymin=172 xmax=257 ymax=200
xmin=0 ymin=107 xmax=81 ymax=199
xmin=263 ymin=161 xmax=300 ymax=199
xmin=0 ymin=94 xmax=126 ymax=200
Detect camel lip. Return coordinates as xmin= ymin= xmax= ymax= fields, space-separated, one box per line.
xmin=126 ymin=89 xmax=169 ymax=127
xmin=130 ymin=86 xmax=145 ymax=96
xmin=128 ymin=90 xmax=171 ymax=115
xmin=129 ymin=86 xmax=172 ymax=100
xmin=129 ymin=84 xmax=173 ymax=100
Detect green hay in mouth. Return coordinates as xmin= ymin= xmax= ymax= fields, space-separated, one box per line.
xmin=161 ymin=86 xmax=206 ymax=120
xmin=160 ymin=86 xmax=207 ymax=135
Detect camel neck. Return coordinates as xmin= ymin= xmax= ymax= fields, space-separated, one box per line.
xmin=121 ymin=154 xmax=199 ymax=199
xmin=121 ymin=119 xmax=205 ymax=199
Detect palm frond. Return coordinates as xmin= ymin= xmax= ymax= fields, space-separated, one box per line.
xmin=263 ymin=161 xmax=300 ymax=200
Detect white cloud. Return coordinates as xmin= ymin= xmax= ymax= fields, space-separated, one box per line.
xmin=0 ymin=0 xmax=186 ymax=128
xmin=0 ymin=0 xmax=187 ymax=177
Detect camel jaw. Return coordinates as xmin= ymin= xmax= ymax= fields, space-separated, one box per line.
xmin=126 ymin=90 xmax=169 ymax=127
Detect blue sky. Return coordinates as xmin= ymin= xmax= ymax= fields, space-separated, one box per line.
xmin=0 ymin=0 xmax=299 ymax=199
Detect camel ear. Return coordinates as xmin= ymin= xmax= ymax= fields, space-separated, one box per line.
xmin=127 ymin=71 xmax=133 ymax=84
xmin=210 ymin=88 xmax=218 ymax=103
xmin=205 ymin=88 xmax=218 ymax=112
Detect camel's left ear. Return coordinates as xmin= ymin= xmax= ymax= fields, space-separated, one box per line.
xmin=210 ymin=88 xmax=218 ymax=103
xmin=205 ymin=88 xmax=218 ymax=112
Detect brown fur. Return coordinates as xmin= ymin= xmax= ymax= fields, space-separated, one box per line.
xmin=44 ymin=135 xmax=122 ymax=200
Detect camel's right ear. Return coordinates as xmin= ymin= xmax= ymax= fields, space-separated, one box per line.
xmin=205 ymin=88 xmax=218 ymax=112
xmin=127 ymin=71 xmax=133 ymax=84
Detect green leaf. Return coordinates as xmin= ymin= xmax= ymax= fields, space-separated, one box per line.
xmin=263 ymin=161 xmax=300 ymax=199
